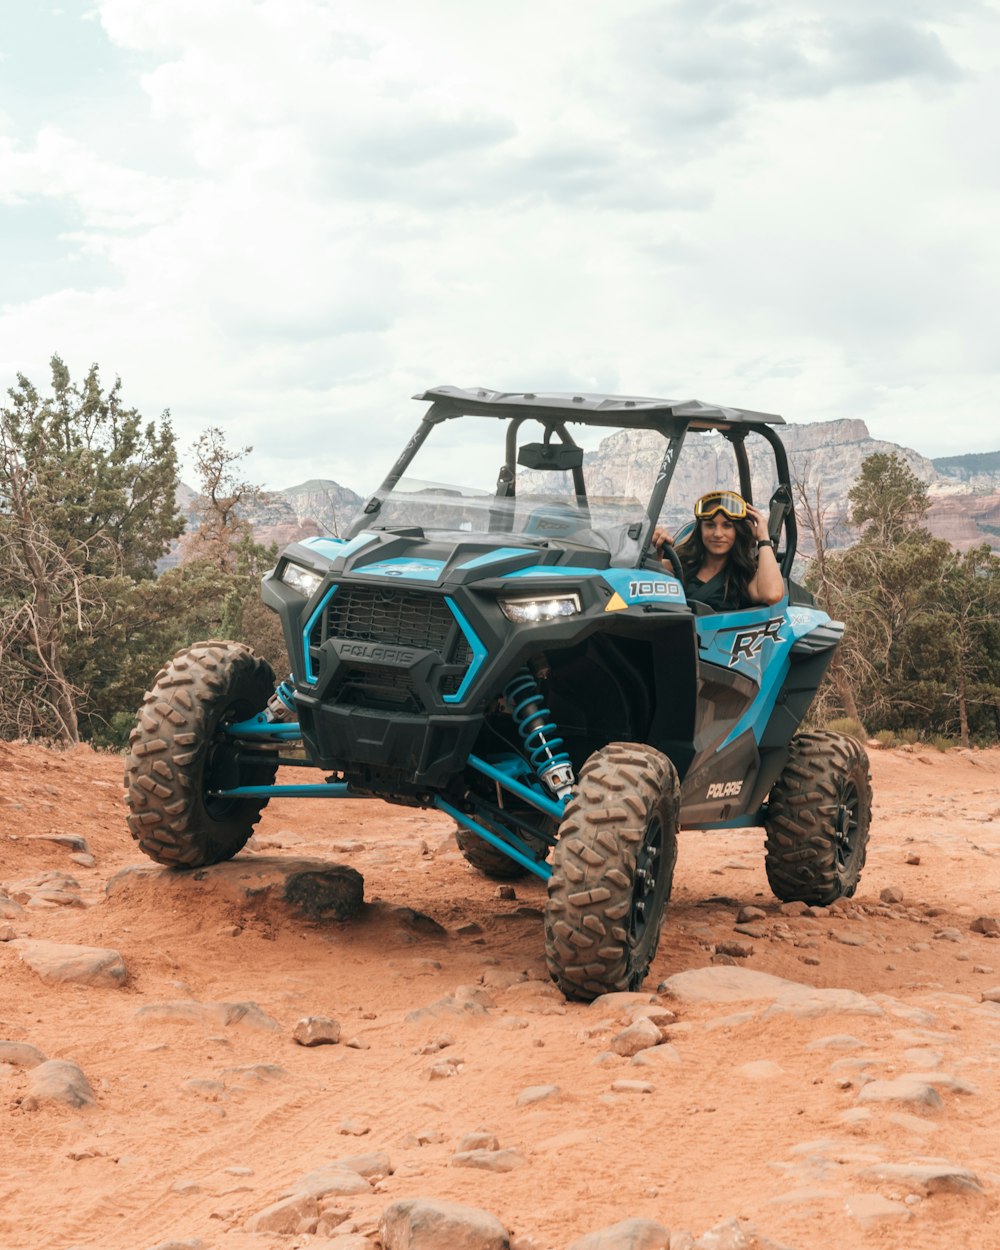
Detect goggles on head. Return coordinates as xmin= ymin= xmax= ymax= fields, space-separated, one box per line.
xmin=694 ymin=490 xmax=748 ymax=521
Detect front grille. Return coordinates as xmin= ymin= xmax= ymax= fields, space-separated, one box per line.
xmin=332 ymin=666 xmax=424 ymax=714
xmin=308 ymin=585 xmax=475 ymax=706
xmin=321 ymin=586 xmax=455 ymax=651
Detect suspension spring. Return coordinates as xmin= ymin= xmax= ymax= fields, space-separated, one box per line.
xmin=265 ymin=677 xmax=297 ymax=723
xmin=503 ymin=669 xmax=576 ymax=800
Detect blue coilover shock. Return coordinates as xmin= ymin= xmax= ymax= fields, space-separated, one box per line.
xmin=503 ymin=668 xmax=576 ymax=800
xmin=265 ymin=677 xmax=297 ymax=723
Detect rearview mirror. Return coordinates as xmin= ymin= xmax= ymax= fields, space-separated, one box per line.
xmin=517 ymin=442 xmax=584 ymax=472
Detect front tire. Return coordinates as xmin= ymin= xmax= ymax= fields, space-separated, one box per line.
xmin=544 ymin=743 xmax=680 ymax=1001
xmin=124 ymin=641 xmax=277 ymax=868
xmin=764 ymin=731 xmax=871 ymax=905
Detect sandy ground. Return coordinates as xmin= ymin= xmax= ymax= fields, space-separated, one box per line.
xmin=2 ymin=740 xmax=1000 ymax=1250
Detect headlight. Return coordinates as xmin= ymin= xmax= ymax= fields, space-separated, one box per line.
xmin=498 ymin=592 xmax=581 ymax=623
xmin=279 ymin=560 xmax=324 ymax=598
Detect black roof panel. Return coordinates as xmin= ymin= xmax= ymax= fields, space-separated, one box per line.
xmin=414 ymin=385 xmax=784 ymax=430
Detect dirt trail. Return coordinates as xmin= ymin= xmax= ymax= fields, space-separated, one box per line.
xmin=2 ymin=741 xmax=1000 ymax=1250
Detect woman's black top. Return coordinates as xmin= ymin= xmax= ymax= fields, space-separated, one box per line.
xmin=684 ymin=568 xmax=748 ymax=611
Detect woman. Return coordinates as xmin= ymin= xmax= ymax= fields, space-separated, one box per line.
xmin=652 ymin=490 xmax=785 ymax=611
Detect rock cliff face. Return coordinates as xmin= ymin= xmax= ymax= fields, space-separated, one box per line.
xmin=175 ymin=421 xmax=1000 ymax=557
xmin=248 ymin=479 xmax=364 ymax=548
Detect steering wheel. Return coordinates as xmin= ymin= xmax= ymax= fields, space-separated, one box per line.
xmin=657 ymin=539 xmax=684 ymax=582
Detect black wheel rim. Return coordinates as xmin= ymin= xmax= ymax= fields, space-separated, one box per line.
xmin=833 ymin=780 xmax=859 ymax=873
xmin=629 ymin=815 xmax=664 ymax=953
xmin=203 ymin=703 xmax=254 ymax=819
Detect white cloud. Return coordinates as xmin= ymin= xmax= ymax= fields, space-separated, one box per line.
xmin=0 ymin=0 xmax=998 ymax=490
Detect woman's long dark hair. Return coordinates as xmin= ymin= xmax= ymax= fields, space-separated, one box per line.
xmin=676 ymin=515 xmax=758 ymax=607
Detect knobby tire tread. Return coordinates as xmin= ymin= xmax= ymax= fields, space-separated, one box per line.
xmin=544 ymin=742 xmax=679 ymax=1001
xmin=123 ymin=640 xmax=276 ymax=868
xmin=764 ymin=730 xmax=872 ymax=905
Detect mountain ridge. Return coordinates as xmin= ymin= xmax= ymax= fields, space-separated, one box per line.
xmin=180 ymin=419 xmax=1000 ymax=555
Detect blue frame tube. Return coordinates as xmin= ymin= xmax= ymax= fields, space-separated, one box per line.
xmin=434 ymin=796 xmax=551 ymax=881
xmin=467 ymin=753 xmax=567 ymax=823
xmin=224 ymin=715 xmax=303 ymax=741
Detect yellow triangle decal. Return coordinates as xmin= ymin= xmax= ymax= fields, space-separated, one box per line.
xmin=605 ymin=592 xmax=628 ymax=612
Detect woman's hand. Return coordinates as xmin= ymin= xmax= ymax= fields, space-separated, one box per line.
xmin=745 ymin=504 xmax=770 ymax=543
xmin=651 ymin=524 xmax=673 ymax=550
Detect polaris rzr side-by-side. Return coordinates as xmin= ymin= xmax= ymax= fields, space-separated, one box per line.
xmin=125 ymin=387 xmax=871 ymax=1001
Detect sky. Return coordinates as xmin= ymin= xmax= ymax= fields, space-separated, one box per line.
xmin=1 ymin=0 xmax=999 ymax=493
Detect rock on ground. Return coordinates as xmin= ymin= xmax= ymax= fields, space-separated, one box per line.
xmin=23 ymin=1059 xmax=96 ymax=1109
xmin=11 ymin=939 xmax=126 ymax=987
xmin=379 ymin=1197 xmax=510 ymax=1250
xmin=567 ymin=1218 xmax=671 ymax=1250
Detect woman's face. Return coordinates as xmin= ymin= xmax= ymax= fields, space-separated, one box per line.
xmin=699 ymin=513 xmax=737 ymax=557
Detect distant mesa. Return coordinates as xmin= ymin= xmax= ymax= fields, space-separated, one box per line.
xmin=169 ymin=420 xmax=1000 ymax=560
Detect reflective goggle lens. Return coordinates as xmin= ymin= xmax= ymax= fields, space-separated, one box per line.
xmin=694 ymin=491 xmax=747 ymax=520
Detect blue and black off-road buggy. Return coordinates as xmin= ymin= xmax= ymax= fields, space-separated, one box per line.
xmin=125 ymin=387 xmax=871 ymax=1000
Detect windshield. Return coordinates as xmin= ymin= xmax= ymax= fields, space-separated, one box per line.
xmin=371 ymin=477 xmax=649 ymax=551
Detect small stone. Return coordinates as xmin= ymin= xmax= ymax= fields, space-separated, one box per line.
xmin=516 ymin=1084 xmax=560 ymax=1106
xmin=805 ymin=1034 xmax=864 ymax=1051
xmin=567 ymin=1217 xmax=672 ymax=1250
xmin=856 ymin=1078 xmax=943 ymax=1109
xmin=880 ymin=886 xmax=905 ymax=904
xmin=333 ymin=1150 xmax=392 ymax=1177
xmin=981 ymin=987 xmax=1000 ymax=1003
xmin=293 ymin=1016 xmax=341 ymax=1046
xmin=695 ymin=1216 xmax=755 ymax=1248
xmin=974 ymin=965 xmax=994 ymax=974
xmin=610 ymin=1079 xmax=653 ymax=1094
xmin=245 ymin=1192 xmax=321 ymax=1234
xmin=11 ymin=939 xmax=126 ymax=988
xmin=429 ymin=1059 xmax=462 ymax=1079
xmin=0 ymin=894 xmax=23 ymax=919
xmin=857 ymin=1161 xmax=983 ymax=1194
xmin=23 ymin=1060 xmax=96 ymax=1109
xmin=971 ymin=916 xmax=1000 ymax=937
xmin=344 ymin=1036 xmax=370 ymax=1050
xmin=733 ymin=923 xmax=767 ymax=938
xmin=630 ymin=1043 xmax=682 ymax=1068
xmin=337 ymin=1118 xmax=371 ymax=1136
xmin=844 ymin=1193 xmax=911 ymax=1227
xmin=494 ymin=885 xmax=516 ymax=900
xmin=611 ymin=1017 xmax=662 ymax=1057
xmin=778 ymin=901 xmax=809 ymax=917
xmin=715 ymin=941 xmax=753 ymax=959
xmin=380 ymin=1198 xmax=509 ymax=1250
xmin=0 ymin=923 xmax=17 ymax=941
xmin=457 ymin=1132 xmax=499 ymax=1152
xmin=0 ymin=1040 xmax=47 ymax=1067
xmin=934 ymin=928 xmax=964 ymax=943
xmin=450 ymin=1148 xmax=527 ymax=1172
xmin=905 ymin=853 xmax=921 ymax=865
xmin=736 ymin=905 xmax=766 ymax=922
xmin=835 ymin=933 xmax=867 ymax=947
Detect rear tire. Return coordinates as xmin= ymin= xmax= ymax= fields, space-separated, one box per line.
xmin=764 ymin=731 xmax=871 ymax=905
xmin=544 ymin=743 xmax=679 ymax=1001
xmin=454 ymin=826 xmax=530 ymax=880
xmin=124 ymin=641 xmax=277 ymax=868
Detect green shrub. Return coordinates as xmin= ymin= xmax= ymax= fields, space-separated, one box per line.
xmin=897 ymin=728 xmax=922 ymax=745
xmin=930 ymin=734 xmax=954 ymax=752
xmin=87 ymin=710 xmax=137 ymax=752
xmin=874 ymin=729 xmax=897 ymax=747
xmin=825 ymin=717 xmax=867 ymax=743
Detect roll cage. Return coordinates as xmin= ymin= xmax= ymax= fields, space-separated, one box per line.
xmin=349 ymin=386 xmax=799 ymax=578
